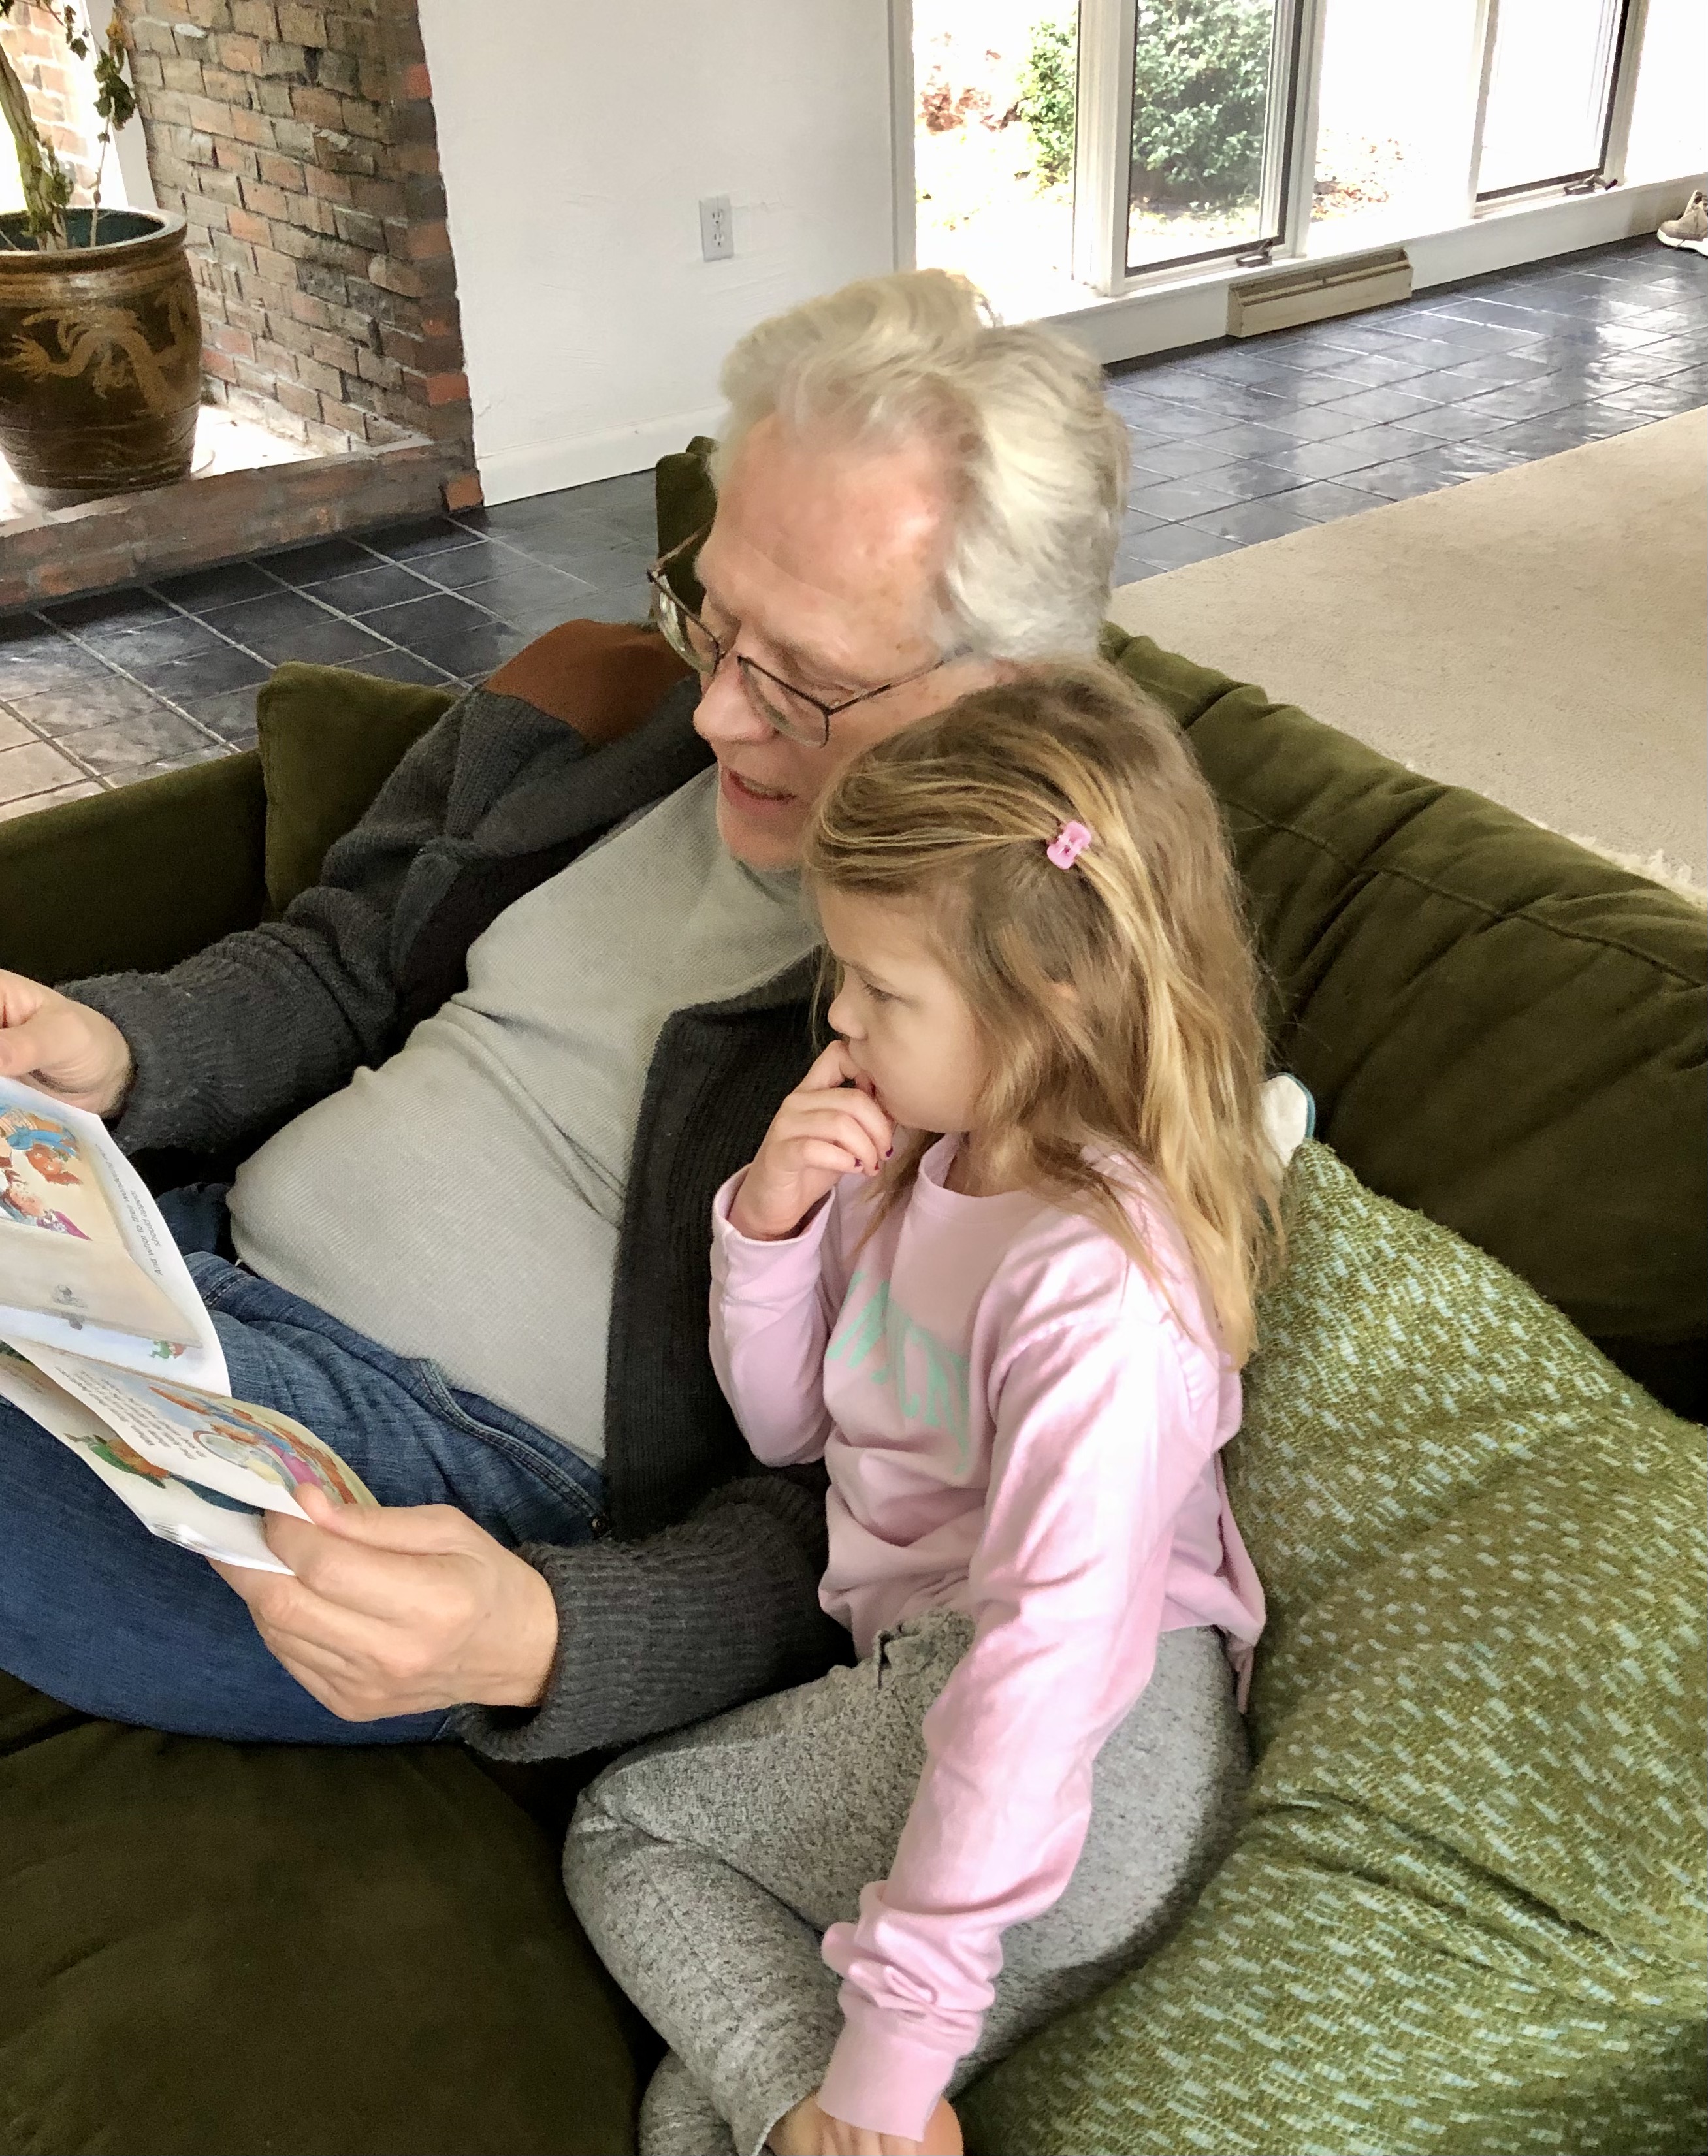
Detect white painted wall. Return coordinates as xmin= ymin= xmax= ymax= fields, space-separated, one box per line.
xmin=417 ymin=1 xmax=898 ymax=504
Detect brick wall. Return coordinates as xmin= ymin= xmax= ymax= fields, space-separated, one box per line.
xmin=116 ymin=0 xmax=481 ymax=509
xmin=1 ymin=2 xmax=104 ymax=199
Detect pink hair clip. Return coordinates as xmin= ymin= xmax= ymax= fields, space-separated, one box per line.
xmin=1046 ymin=819 xmax=1093 ymax=870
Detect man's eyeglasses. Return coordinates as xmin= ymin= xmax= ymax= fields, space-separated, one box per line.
xmin=646 ymin=525 xmax=950 ymax=749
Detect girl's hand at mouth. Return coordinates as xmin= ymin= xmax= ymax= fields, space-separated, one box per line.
xmin=729 ymin=1040 xmax=897 ymax=1241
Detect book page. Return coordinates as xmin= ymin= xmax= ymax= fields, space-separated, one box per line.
xmin=0 ymin=1342 xmax=287 ymax=1573
xmin=0 ymin=1079 xmax=227 ymax=1391
xmin=18 ymin=1341 xmax=376 ymax=1520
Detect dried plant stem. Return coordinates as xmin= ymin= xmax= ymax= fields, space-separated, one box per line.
xmin=0 ymin=33 xmax=70 ymax=248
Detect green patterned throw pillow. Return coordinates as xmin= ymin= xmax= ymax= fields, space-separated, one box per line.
xmin=963 ymin=1142 xmax=1707 ymax=2156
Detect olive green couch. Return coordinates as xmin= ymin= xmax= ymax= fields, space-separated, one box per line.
xmin=0 ymin=493 xmax=1702 ymax=2153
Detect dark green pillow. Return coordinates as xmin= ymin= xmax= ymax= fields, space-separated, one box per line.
xmin=257 ymin=661 xmax=456 ymax=915
xmin=1104 ymin=630 xmax=1707 ymax=1417
xmin=654 ymin=434 xmax=717 ymax=600
xmin=0 ymin=752 xmax=268 ymax=986
xmin=962 ymin=1142 xmax=1707 ymax=2156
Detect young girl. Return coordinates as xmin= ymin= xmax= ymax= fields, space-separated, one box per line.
xmin=566 ymin=661 xmax=1283 ymax=2156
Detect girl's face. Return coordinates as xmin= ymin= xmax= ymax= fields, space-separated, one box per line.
xmin=819 ymin=888 xmax=988 ymax=1138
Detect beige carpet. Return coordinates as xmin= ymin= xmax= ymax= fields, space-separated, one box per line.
xmin=1110 ymin=409 xmax=1707 ymax=886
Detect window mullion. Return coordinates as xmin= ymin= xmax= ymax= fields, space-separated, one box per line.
xmin=1278 ymin=0 xmax=1328 ymax=261
xmin=1599 ymin=0 xmax=1649 ymax=185
xmin=1466 ymin=0 xmax=1502 ymax=211
xmin=1072 ymin=0 xmax=1138 ymax=295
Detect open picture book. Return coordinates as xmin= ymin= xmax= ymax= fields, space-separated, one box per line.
xmin=0 ymin=1076 xmax=373 ymax=1573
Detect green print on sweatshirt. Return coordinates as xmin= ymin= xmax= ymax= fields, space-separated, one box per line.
xmin=826 ymin=1271 xmax=973 ymax=1465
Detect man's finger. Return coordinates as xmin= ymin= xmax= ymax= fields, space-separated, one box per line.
xmin=261 ymin=1513 xmax=464 ymax=1622
xmin=246 ymin=1632 xmax=382 ymax=1722
xmin=0 ymin=970 xmax=49 ymax=1023
xmin=0 ymin=1014 xmax=52 ymax=1078
xmin=288 ymin=1490 xmax=479 ymax=1556
xmin=210 ymin=1553 xmax=317 ymax=1619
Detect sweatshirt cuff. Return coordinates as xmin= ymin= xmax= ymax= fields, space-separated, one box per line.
xmin=711 ymin=1170 xmax=834 ymax=1261
xmin=818 ymin=2004 xmax=962 ymax=2145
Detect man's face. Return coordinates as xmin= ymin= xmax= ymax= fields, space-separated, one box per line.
xmin=690 ymin=415 xmax=1003 ymax=870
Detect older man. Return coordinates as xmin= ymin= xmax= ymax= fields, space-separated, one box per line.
xmin=0 ymin=270 xmax=1125 ymax=1753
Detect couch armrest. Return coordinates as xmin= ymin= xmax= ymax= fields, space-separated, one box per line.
xmin=0 ymin=750 xmax=268 ymax=987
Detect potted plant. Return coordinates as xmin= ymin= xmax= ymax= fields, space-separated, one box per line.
xmin=0 ymin=1 xmax=200 ymax=506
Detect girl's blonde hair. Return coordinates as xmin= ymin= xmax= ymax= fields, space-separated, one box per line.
xmin=803 ymin=660 xmax=1281 ymax=1366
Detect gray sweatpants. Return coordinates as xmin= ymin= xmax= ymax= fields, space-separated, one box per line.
xmin=564 ymin=1610 xmax=1249 ymax=2156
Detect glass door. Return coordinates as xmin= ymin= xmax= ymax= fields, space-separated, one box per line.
xmin=1474 ymin=0 xmax=1635 ymax=200
xmin=1125 ymin=0 xmax=1302 ymax=274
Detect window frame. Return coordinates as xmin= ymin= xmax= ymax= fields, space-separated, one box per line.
xmin=1470 ymin=0 xmax=1643 ymax=206
xmin=890 ymin=0 xmax=1698 ymax=331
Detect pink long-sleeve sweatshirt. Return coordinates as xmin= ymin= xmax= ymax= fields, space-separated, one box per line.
xmin=708 ymin=1136 xmax=1265 ymax=2143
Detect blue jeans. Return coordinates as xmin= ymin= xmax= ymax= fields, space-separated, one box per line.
xmin=0 ymin=1187 xmax=606 ymax=1745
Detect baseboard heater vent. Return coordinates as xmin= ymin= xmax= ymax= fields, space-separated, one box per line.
xmin=1227 ymin=247 xmax=1413 ymax=338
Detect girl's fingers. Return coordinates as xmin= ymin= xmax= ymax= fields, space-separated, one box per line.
xmin=836 ymin=1086 xmax=896 ymax=1156
xmin=790 ymin=1046 xmax=895 ymax=1147
xmin=782 ymin=1112 xmax=887 ymax=1174
xmin=793 ymin=1138 xmax=867 ymax=1180
xmin=781 ymin=1094 xmax=894 ymax=1166
xmin=798 ymin=1038 xmax=863 ymax=1091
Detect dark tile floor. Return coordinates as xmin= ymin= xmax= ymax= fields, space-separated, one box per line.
xmin=3 ymin=234 xmax=1703 ymax=820
xmin=1106 ymin=233 xmax=1707 ymax=584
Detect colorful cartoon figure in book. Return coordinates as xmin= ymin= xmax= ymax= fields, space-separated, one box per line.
xmin=0 ymin=1159 xmax=89 ymax=1238
xmin=146 ymin=1387 xmax=366 ymax=1507
xmin=22 ymin=1143 xmax=80 ymax=1185
xmin=1 ymin=1112 xmax=82 ymax=1184
xmin=68 ymin=1430 xmax=259 ymax=1517
xmin=78 ymin=1430 xmax=171 ymax=1487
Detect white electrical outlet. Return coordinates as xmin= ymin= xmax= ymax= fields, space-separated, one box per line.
xmin=699 ymin=195 xmax=733 ymax=262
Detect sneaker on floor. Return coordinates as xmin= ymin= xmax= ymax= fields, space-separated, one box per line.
xmin=1656 ymin=190 xmax=1708 ymax=255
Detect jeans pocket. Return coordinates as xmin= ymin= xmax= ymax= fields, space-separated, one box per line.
xmin=412 ymin=1359 xmax=608 ymax=1541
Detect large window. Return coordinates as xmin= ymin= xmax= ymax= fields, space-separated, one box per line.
xmin=1474 ymin=0 xmax=1634 ymax=200
xmin=1123 ymin=0 xmax=1296 ymax=275
xmin=906 ymin=0 xmax=1708 ymax=311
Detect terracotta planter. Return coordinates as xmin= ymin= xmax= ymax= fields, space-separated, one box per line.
xmin=0 ymin=208 xmax=202 ymax=509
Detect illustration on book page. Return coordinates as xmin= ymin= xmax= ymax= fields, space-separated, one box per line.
xmin=0 ymin=1345 xmax=288 ymax=1573
xmin=0 ymin=1078 xmax=225 ymax=1387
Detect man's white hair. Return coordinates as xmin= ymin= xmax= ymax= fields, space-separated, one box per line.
xmin=715 ymin=270 xmax=1128 ymax=660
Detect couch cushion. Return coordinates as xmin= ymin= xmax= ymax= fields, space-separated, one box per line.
xmin=257 ymin=662 xmax=455 ymax=916
xmin=0 ymin=752 xmax=268 ymax=986
xmin=1104 ymin=630 xmax=1707 ymax=1419
xmin=0 ymin=1673 xmax=641 ymax=2155
xmin=961 ymin=1141 xmax=1707 ymax=2155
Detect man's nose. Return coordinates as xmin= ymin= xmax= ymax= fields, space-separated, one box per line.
xmin=694 ymin=658 xmax=771 ymax=745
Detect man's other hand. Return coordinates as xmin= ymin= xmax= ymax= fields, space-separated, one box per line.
xmin=0 ymin=971 xmax=134 ymax=1116
xmin=211 ymin=1488 xmax=561 ymax=1723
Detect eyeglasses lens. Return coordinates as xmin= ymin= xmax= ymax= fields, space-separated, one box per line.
xmin=740 ymin=662 xmax=829 ymax=747
xmin=654 ymin=585 xmax=720 ymax=675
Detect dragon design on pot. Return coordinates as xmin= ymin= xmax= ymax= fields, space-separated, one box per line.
xmin=3 ymin=292 xmax=199 ymax=414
